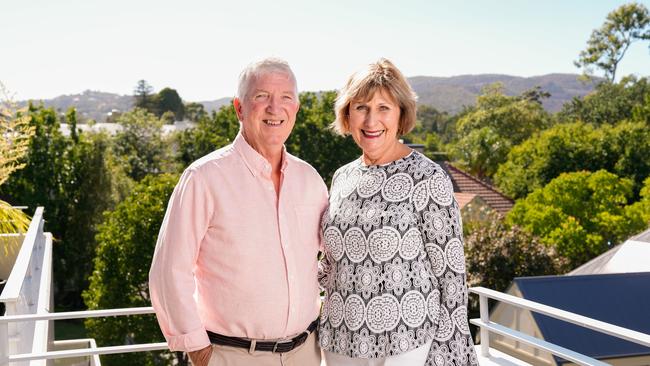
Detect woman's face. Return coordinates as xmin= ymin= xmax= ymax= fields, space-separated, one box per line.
xmin=348 ymin=89 xmax=402 ymax=160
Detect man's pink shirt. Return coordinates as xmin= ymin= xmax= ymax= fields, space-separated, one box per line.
xmin=149 ymin=132 xmax=328 ymax=352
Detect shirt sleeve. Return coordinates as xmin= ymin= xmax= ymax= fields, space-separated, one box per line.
xmin=419 ymin=172 xmax=478 ymax=366
xmin=149 ymin=167 xmax=214 ymax=352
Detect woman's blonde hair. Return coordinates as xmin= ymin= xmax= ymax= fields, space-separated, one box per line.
xmin=332 ymin=58 xmax=417 ymax=136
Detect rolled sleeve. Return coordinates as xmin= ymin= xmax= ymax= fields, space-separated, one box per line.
xmin=165 ymin=327 xmax=211 ymax=352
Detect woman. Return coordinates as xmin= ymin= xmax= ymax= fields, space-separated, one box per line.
xmin=319 ymin=59 xmax=478 ymax=366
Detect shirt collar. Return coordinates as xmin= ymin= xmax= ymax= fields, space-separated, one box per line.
xmin=233 ymin=129 xmax=289 ymax=178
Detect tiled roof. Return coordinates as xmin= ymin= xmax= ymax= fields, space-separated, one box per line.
xmin=437 ymin=162 xmax=514 ymax=214
xmin=454 ymin=192 xmax=478 ymax=210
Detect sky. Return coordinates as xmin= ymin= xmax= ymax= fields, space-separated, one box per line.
xmin=2 ymin=0 xmax=649 ymax=102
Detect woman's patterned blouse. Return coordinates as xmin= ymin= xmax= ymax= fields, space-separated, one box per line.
xmin=318 ymin=151 xmax=478 ymax=366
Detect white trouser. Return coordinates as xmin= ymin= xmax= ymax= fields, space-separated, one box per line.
xmin=323 ymin=339 xmax=433 ymax=366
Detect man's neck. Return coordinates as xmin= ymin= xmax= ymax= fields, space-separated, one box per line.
xmin=241 ymin=132 xmax=283 ymax=172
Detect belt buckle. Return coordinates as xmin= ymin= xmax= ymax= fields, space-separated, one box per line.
xmin=272 ymin=340 xmax=292 ymax=353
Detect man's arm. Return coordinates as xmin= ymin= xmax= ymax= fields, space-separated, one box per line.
xmin=149 ymin=168 xmax=214 ymax=352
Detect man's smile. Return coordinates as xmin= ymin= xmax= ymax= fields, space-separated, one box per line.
xmin=263 ymin=119 xmax=284 ymax=126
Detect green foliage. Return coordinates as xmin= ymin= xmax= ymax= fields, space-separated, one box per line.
xmin=575 ymin=2 xmax=650 ymax=81
xmin=625 ymin=176 xmax=650 ymax=224
xmin=465 ymin=211 xmax=565 ymax=292
xmin=631 ymin=89 xmax=650 ymax=123
xmin=133 ymin=81 xmax=185 ymax=121
xmin=0 ymin=83 xmax=34 ymax=235
xmin=453 ymin=127 xmax=510 ymax=179
xmin=133 ymin=80 xmax=154 ymax=110
xmin=114 ymin=108 xmax=178 ymax=181
xmin=155 ymin=87 xmax=185 ymax=121
xmin=83 ymin=173 xmax=178 ymax=366
xmin=176 ymin=103 xmax=239 ymax=166
xmin=0 ymin=105 xmax=119 ymax=308
xmin=495 ymin=121 xmax=650 ymax=199
xmin=506 ymin=170 xmax=649 ymax=268
xmin=559 ymin=76 xmax=650 ymax=125
xmin=184 ymin=102 xmax=207 ymax=122
xmin=286 ymin=91 xmax=359 ymax=185
xmin=452 ymin=84 xmax=550 ymax=179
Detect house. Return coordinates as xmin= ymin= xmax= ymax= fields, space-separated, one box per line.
xmin=437 ymin=162 xmax=515 ymax=215
xmin=569 ymin=228 xmax=650 ymax=275
xmin=489 ymin=228 xmax=650 ymax=365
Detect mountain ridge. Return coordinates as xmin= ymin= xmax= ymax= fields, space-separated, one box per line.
xmin=18 ymin=73 xmax=596 ymax=122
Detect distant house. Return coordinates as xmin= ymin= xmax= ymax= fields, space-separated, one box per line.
xmin=437 ymin=162 xmax=515 ymax=215
xmin=59 ymin=120 xmax=196 ymax=137
xmin=489 ymin=228 xmax=650 ymax=365
xmin=569 ymin=228 xmax=650 ymax=276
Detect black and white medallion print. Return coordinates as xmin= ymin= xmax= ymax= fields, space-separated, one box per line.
xmin=319 ymin=151 xmax=478 ymax=365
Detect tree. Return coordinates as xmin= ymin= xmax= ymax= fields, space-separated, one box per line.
xmin=452 ymin=84 xmax=550 ymax=179
xmin=155 ymin=87 xmax=185 ymax=121
xmin=631 ymin=88 xmax=650 ymax=123
xmin=452 ymin=126 xmax=510 ymax=179
xmin=0 ymin=83 xmax=34 ymax=234
xmin=184 ymin=102 xmax=207 ymax=122
xmin=286 ymin=91 xmax=359 ymax=185
xmin=133 ymin=80 xmax=154 ymax=110
xmin=176 ymin=103 xmax=239 ymax=166
xmin=506 ymin=170 xmax=649 ymax=268
xmin=558 ymin=76 xmax=650 ymax=125
xmin=0 ymin=104 xmax=119 ymax=308
xmin=465 ymin=212 xmax=565 ymax=292
xmin=495 ymin=121 xmax=650 ymax=199
xmin=113 ymin=108 xmax=178 ymax=181
xmin=83 ymin=174 xmax=179 ymax=366
xmin=575 ymin=2 xmax=650 ymax=82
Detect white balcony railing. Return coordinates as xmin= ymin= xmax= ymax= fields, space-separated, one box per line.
xmin=2 ymin=208 xmax=650 ymax=365
xmin=1 ymin=289 xmax=649 ymax=365
xmin=0 ymin=207 xmax=52 ymax=366
xmin=470 ymin=286 xmax=650 ymax=366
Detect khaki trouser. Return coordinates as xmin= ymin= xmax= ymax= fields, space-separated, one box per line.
xmin=207 ymin=331 xmax=320 ymax=366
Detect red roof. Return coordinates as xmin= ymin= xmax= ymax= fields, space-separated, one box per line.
xmin=439 ymin=162 xmax=514 ymax=214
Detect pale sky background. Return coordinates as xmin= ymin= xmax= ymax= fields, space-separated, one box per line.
xmin=2 ymin=0 xmax=649 ymax=102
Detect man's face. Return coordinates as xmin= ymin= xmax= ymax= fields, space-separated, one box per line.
xmin=234 ymin=72 xmax=299 ymax=154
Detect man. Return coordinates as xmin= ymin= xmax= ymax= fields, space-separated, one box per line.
xmin=149 ymin=58 xmax=328 ymax=366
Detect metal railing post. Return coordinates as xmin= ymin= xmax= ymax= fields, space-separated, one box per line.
xmin=1 ymin=322 xmax=8 ymax=365
xmin=479 ymin=294 xmax=490 ymax=357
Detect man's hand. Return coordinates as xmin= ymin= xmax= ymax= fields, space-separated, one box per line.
xmin=188 ymin=345 xmax=213 ymax=366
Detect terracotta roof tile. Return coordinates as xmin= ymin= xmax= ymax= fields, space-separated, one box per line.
xmin=454 ymin=192 xmax=478 ymax=210
xmin=438 ymin=162 xmax=515 ymax=214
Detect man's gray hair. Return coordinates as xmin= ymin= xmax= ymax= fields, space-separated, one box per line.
xmin=236 ymin=57 xmax=298 ymax=100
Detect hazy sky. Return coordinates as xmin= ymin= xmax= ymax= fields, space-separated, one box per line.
xmin=2 ymin=0 xmax=649 ymax=101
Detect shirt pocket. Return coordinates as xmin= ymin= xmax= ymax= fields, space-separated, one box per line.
xmin=293 ymin=204 xmax=324 ymax=251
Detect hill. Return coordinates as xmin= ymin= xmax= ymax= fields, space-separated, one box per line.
xmin=408 ymin=73 xmax=597 ymax=114
xmin=18 ymin=74 xmax=596 ymax=122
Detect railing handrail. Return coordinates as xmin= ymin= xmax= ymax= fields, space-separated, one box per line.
xmin=0 ymin=207 xmax=44 ymax=303
xmin=469 ymin=286 xmax=650 ymax=348
xmin=7 ymin=342 xmax=168 ymax=363
xmin=0 ymin=307 xmax=155 ymax=324
xmin=470 ymin=319 xmax=609 ymax=366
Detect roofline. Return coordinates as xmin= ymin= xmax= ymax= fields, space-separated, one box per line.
xmin=436 ymin=161 xmax=514 ymax=203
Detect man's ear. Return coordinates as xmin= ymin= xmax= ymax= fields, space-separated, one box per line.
xmin=233 ymin=98 xmax=243 ymax=120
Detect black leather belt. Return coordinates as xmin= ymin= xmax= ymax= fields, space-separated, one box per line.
xmin=207 ymin=319 xmax=318 ymax=353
